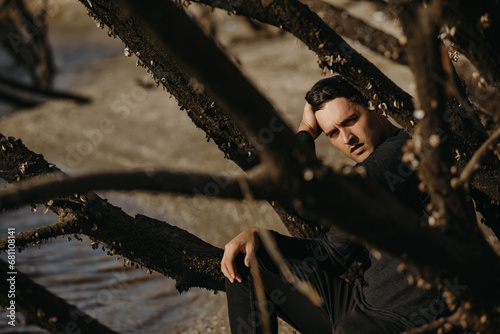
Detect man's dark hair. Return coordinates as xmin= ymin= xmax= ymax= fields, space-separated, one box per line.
xmin=305 ymin=76 xmax=368 ymax=112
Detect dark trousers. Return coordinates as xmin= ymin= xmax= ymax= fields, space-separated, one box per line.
xmin=225 ymin=248 xmax=407 ymax=334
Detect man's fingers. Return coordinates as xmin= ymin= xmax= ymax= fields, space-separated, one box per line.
xmin=222 ymin=243 xmax=239 ymax=283
xmin=244 ymin=243 xmax=255 ymax=268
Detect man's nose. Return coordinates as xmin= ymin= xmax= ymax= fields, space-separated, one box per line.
xmin=341 ymin=129 xmax=354 ymax=145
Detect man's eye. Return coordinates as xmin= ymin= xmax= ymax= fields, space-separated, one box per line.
xmin=347 ymin=116 xmax=358 ymax=125
xmin=328 ymin=130 xmax=338 ymax=138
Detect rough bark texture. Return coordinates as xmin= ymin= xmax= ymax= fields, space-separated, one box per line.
xmin=394 ymin=2 xmax=500 ymax=332
xmin=192 ymin=0 xmax=417 ymax=131
xmin=440 ymin=0 xmax=500 ymax=85
xmin=302 ymin=0 xmax=408 ymax=65
xmin=398 ymin=2 xmax=477 ymax=229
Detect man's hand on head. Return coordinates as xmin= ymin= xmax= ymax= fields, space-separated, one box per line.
xmin=297 ymin=102 xmax=322 ymax=139
xmin=221 ymin=227 xmax=260 ymax=283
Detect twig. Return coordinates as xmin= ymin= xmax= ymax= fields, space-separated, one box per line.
xmin=0 ymin=75 xmax=91 ymax=103
xmin=238 ymin=177 xmax=323 ymax=307
xmin=0 ymin=218 xmax=81 ymax=251
xmin=0 ymin=89 xmax=41 ymax=108
xmin=460 ymin=126 xmax=500 ymax=187
xmin=250 ymin=256 xmax=272 ymax=334
xmin=0 ymin=169 xmax=270 ymax=212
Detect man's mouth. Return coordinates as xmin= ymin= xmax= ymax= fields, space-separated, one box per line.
xmin=350 ymin=143 xmax=364 ymax=154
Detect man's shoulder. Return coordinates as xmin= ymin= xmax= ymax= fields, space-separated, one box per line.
xmin=357 ymin=128 xmax=415 ymax=194
xmin=358 ymin=129 xmax=409 ymax=173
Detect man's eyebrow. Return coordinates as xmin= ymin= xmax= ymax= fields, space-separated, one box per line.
xmin=325 ymin=128 xmax=337 ymax=137
xmin=340 ymin=113 xmax=357 ymax=127
xmin=325 ymin=113 xmax=357 ymax=137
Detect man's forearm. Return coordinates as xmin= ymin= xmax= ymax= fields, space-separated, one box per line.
xmin=296 ymin=130 xmax=316 ymax=156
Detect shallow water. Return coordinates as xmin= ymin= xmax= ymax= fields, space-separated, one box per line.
xmin=1 ymin=194 xmax=232 ymax=333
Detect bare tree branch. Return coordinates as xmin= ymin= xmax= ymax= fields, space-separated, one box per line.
xmin=0 ymin=0 xmax=55 ymax=88
xmin=301 ymin=0 xmax=408 ymax=65
xmin=115 ymin=0 xmax=311 ymax=173
xmin=0 ymin=219 xmax=82 ymax=251
xmin=397 ymin=1 xmax=477 ymax=229
xmin=0 ymin=89 xmax=40 ymax=108
xmin=111 ymin=0 xmax=500 ymax=327
xmin=0 ymin=134 xmax=226 ymax=292
xmin=460 ymin=126 xmax=500 ymax=187
xmin=440 ymin=0 xmax=500 ymax=86
xmin=0 ymin=74 xmax=91 ymax=104
xmin=0 ymin=168 xmax=273 ymax=212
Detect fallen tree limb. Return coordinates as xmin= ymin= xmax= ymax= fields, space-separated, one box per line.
xmin=0 ymin=134 xmax=225 ymax=292
xmin=2 ymin=116 xmax=500 ymax=331
xmin=76 ymin=0 xmax=500 ymax=244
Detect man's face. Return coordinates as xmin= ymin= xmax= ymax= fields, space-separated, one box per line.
xmin=314 ymin=97 xmax=390 ymax=163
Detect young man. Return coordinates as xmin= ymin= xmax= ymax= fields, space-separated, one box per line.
xmin=221 ymin=76 xmax=445 ymax=333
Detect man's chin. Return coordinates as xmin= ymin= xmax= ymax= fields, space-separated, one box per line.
xmin=353 ymin=149 xmax=372 ymax=163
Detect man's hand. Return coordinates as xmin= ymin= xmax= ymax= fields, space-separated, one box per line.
xmin=221 ymin=227 xmax=260 ymax=283
xmin=297 ymin=102 xmax=322 ymax=139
